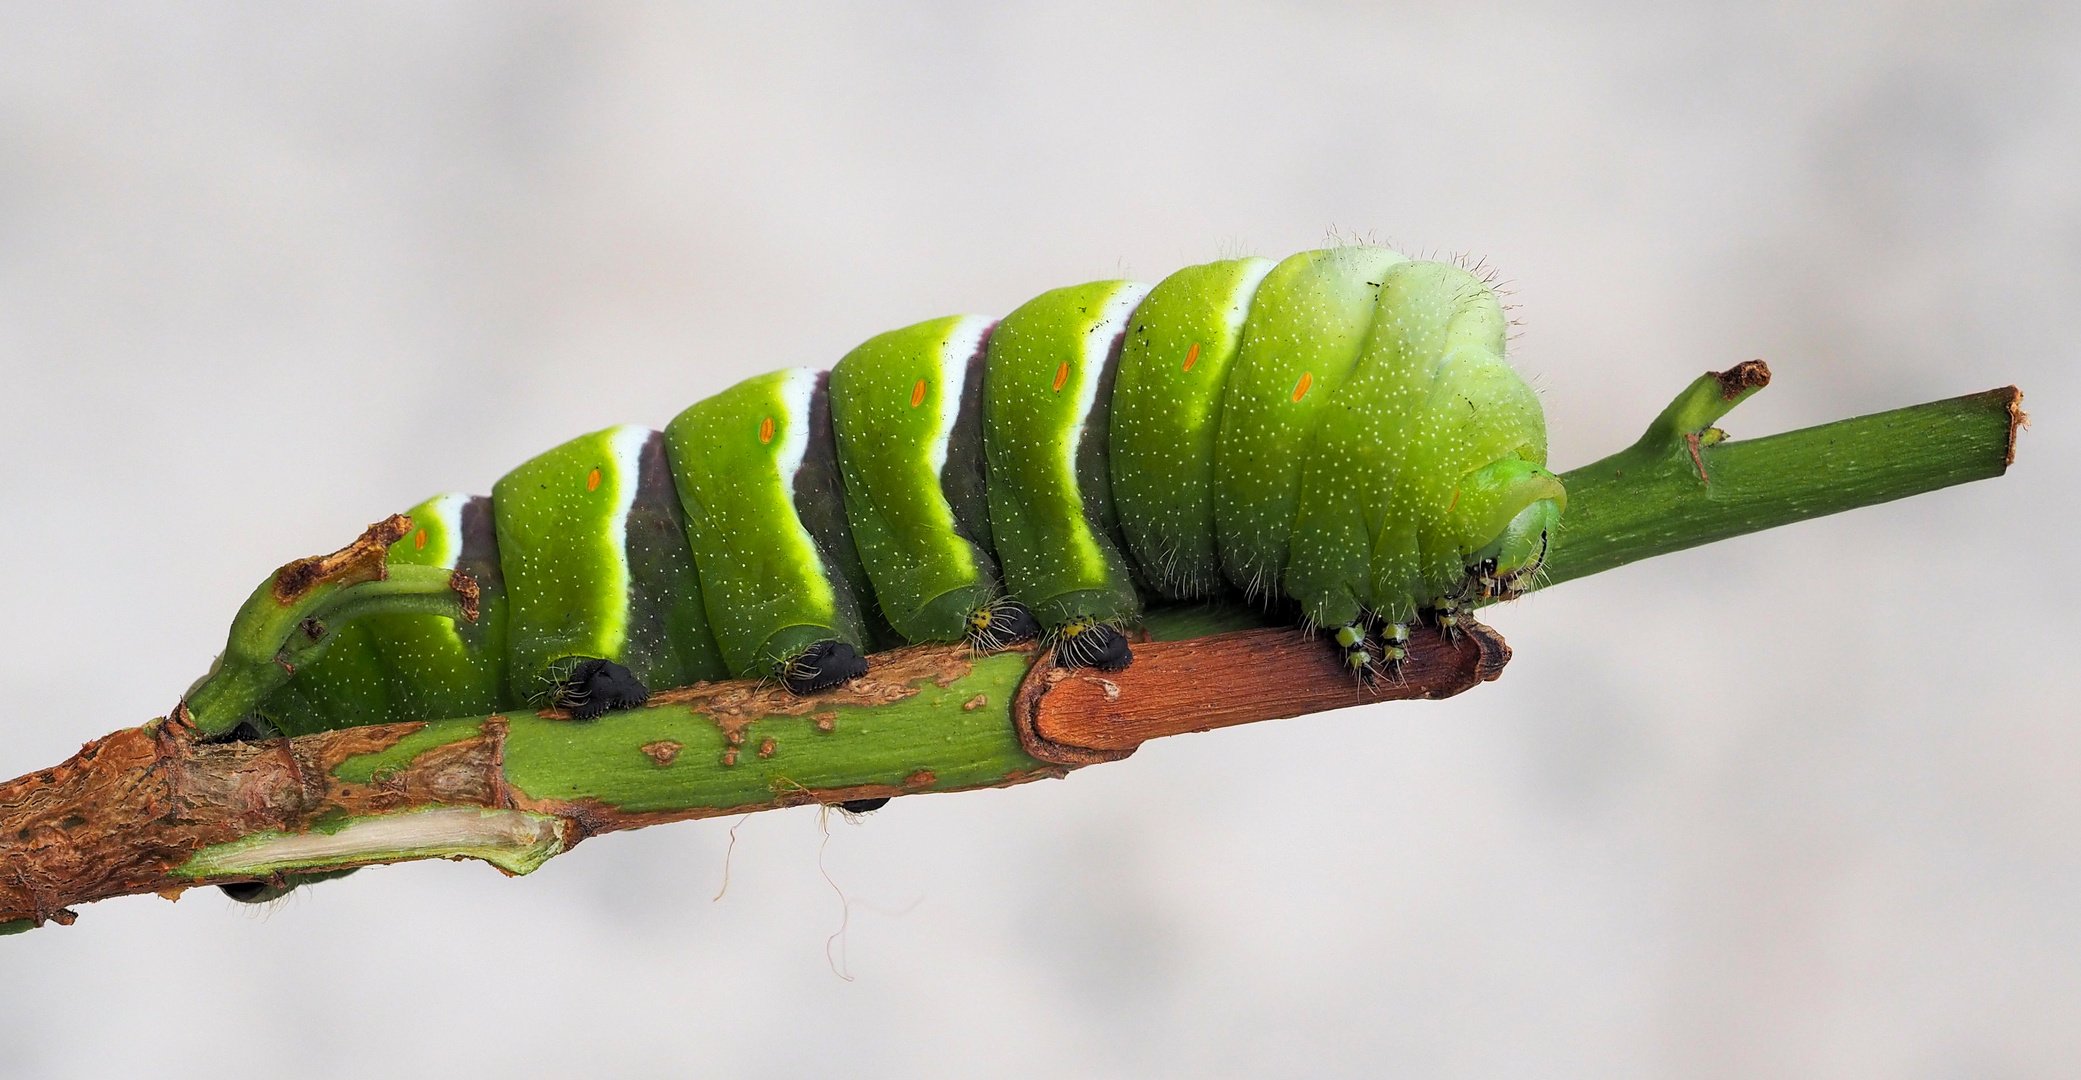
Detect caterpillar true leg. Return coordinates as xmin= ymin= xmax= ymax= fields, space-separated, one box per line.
xmin=1332 ymin=621 xmax=1375 ymax=675
xmin=1378 ymin=621 xmax=1410 ymax=671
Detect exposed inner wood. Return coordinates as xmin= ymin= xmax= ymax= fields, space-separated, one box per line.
xmin=1016 ymin=622 xmax=1509 ymax=761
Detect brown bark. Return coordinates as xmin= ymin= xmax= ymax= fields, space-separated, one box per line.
xmin=0 ymin=623 xmax=1503 ymax=926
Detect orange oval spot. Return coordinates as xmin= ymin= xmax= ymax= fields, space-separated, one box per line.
xmin=1052 ymin=361 xmax=1069 ymax=392
xmin=413 ymin=529 xmax=427 ymax=550
xmin=759 ymin=416 xmax=776 ymax=444
xmin=1182 ymin=342 xmax=1201 ymax=373
xmin=586 ymin=468 xmax=602 ymax=492
xmin=911 ymin=378 xmax=927 ymax=407
xmin=1291 ymin=371 xmax=1313 ymax=402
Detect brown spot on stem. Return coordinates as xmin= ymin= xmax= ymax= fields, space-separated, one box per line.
xmin=447 ymin=569 xmax=480 ymax=623
xmin=903 ymin=770 xmax=936 ymax=789
xmin=814 ymin=711 xmax=837 ymax=732
xmin=1714 ymin=359 xmax=1770 ymax=400
xmin=757 ymin=737 xmax=777 ymax=760
xmin=1684 ymin=432 xmax=1710 ymax=482
xmin=962 ymin=694 xmax=987 ymax=711
xmin=640 ymin=741 xmax=682 ymax=767
xmin=651 ymin=643 xmax=976 ymax=743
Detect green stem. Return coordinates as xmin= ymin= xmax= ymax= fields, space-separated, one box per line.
xmin=1541 ymin=373 xmax=2021 ymax=588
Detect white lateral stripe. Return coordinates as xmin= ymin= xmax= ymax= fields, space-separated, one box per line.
xmin=1226 ymin=258 xmax=1276 ymax=336
xmin=928 ymin=316 xmax=990 ymax=480
xmin=1063 ymin=281 xmax=1153 ymax=479
xmin=774 ymin=368 xmax=818 ymax=488
xmin=771 ymin=368 xmax=837 ymax=599
xmin=603 ymin=425 xmax=653 ymax=653
xmin=424 ymin=491 xmax=467 ymax=570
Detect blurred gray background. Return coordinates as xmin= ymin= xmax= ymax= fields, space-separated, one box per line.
xmin=1 ymin=3 xmax=2075 ymax=1077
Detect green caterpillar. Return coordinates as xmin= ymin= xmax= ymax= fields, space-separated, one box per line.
xmin=245 ymin=245 xmax=1563 ymax=741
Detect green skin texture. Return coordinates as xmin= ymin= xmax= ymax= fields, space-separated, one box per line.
xmin=492 ymin=426 xmax=726 ymax=701
xmin=1212 ymin=246 xmax=1413 ymax=599
xmin=1108 ymin=256 xmax=1277 ymax=599
xmin=491 ymin=427 xmax=638 ymax=697
xmin=665 ymin=369 xmax=868 ymax=678
xmin=258 ymin=622 xmax=393 ymax=736
xmin=982 ymin=279 xmax=1152 ymax=630
xmin=828 ymin=315 xmax=1002 ymax=643
xmin=1285 ymin=260 xmax=1564 ymax=629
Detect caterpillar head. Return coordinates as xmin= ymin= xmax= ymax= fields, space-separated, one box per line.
xmin=1448 ymin=458 xmax=1566 ymax=601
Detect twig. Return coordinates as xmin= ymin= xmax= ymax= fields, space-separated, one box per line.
xmin=0 ymin=369 xmax=2024 ymax=934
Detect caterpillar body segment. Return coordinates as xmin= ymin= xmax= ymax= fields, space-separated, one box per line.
xmin=1213 ymin=246 xmax=1411 ymax=601
xmin=827 ymin=315 xmax=1014 ymax=647
xmin=664 ymin=369 xmax=872 ymax=690
xmin=365 ymin=493 xmax=509 ymax=723
xmin=982 ymin=279 xmax=1150 ymax=657
xmin=237 ymin=243 xmax=1563 ymax=740
xmin=493 ymin=425 xmax=726 ymax=714
xmin=1109 ymin=256 xmax=1275 ymax=600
